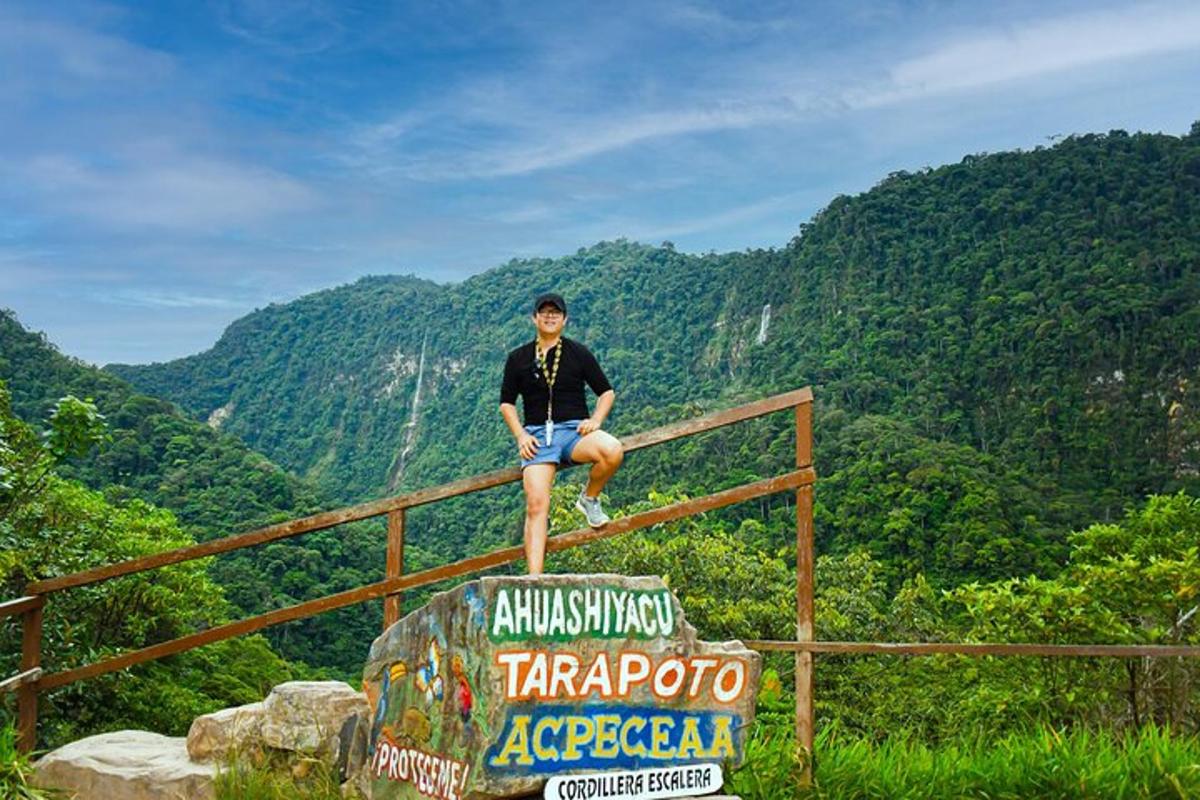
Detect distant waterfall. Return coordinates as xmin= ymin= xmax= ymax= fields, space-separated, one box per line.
xmin=388 ymin=330 xmax=428 ymax=491
xmin=756 ymin=303 xmax=771 ymax=345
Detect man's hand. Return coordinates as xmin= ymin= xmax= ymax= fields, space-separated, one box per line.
xmin=517 ymin=432 xmax=540 ymax=460
xmin=577 ymin=417 xmax=602 ymax=436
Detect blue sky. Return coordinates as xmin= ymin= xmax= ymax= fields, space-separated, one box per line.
xmin=2 ymin=0 xmax=1199 ymax=365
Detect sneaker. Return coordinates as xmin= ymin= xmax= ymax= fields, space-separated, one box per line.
xmin=575 ymin=489 xmax=610 ymax=528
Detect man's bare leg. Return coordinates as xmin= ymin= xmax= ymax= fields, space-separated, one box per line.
xmin=522 ymin=464 xmax=556 ymax=575
xmin=570 ymin=431 xmax=624 ymax=497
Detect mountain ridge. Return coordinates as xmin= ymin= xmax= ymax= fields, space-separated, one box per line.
xmin=0 ymin=309 xmax=396 ymax=673
xmin=108 ymin=129 xmax=1200 ymax=517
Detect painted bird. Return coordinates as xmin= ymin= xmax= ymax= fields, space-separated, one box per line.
xmin=451 ymin=654 xmax=473 ymax=722
xmin=414 ymin=639 xmax=444 ymax=706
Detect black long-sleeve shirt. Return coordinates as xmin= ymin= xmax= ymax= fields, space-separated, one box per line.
xmin=500 ymin=337 xmax=613 ymax=425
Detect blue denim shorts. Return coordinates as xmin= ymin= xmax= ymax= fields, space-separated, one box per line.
xmin=521 ymin=419 xmax=584 ymax=468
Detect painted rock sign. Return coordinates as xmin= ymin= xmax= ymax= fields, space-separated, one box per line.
xmin=361 ymin=575 xmax=760 ymax=800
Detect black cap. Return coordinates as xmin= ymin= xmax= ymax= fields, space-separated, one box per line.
xmin=533 ymin=292 xmax=567 ymax=315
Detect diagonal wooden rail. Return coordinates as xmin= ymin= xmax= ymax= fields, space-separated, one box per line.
xmin=27 ymin=387 xmax=813 ymax=596
xmin=38 ymin=470 xmax=813 ymax=691
xmin=3 ymin=387 xmax=817 ymax=754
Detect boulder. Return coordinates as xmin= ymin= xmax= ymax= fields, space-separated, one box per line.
xmin=187 ymin=701 xmax=265 ymax=761
xmin=35 ymin=684 xmax=371 ymax=799
xmin=35 ymin=730 xmax=218 ymax=800
xmin=261 ymin=680 xmax=369 ymax=758
xmin=361 ymin=574 xmax=761 ymax=800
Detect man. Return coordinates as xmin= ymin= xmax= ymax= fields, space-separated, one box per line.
xmin=499 ymin=292 xmax=624 ymax=576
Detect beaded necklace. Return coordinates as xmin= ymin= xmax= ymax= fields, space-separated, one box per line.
xmin=536 ymin=340 xmax=564 ymax=443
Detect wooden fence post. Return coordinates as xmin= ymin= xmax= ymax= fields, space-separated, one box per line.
xmin=795 ymin=401 xmax=815 ymax=782
xmin=384 ymin=509 xmax=406 ymax=629
xmin=18 ymin=598 xmax=43 ymax=753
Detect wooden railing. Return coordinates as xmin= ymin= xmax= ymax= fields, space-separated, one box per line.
xmin=2 ymin=387 xmax=817 ymax=754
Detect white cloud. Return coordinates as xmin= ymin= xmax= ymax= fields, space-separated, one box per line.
xmin=581 ymin=189 xmax=811 ymax=245
xmin=0 ymin=7 xmax=321 ymax=235
xmin=213 ymin=0 xmax=347 ymax=55
xmin=854 ymin=3 xmax=1200 ymax=107
xmin=0 ymin=262 xmax=59 ymax=293
xmin=0 ymin=7 xmax=174 ymax=90
xmin=343 ymin=1 xmax=1200 ymax=184
xmin=348 ymin=111 xmax=428 ymax=154
xmin=16 ymin=154 xmax=317 ymax=231
xmin=659 ymin=1 xmax=801 ymax=41
xmin=351 ymin=100 xmax=799 ymax=181
xmin=648 ymin=190 xmax=809 ymax=239
xmin=338 ymin=4 xmax=809 ymax=181
xmin=468 ymin=104 xmax=797 ymax=178
xmin=99 ymin=289 xmax=248 ymax=309
xmin=488 ymin=203 xmax=559 ymax=225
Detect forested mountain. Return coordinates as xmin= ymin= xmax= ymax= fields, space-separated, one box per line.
xmin=0 ymin=313 xmax=412 ymax=673
xmin=1 ymin=311 xmax=321 ymax=535
xmin=108 ymin=256 xmax=742 ymax=498
xmin=108 ymin=127 xmax=1200 ymax=587
xmin=0 ymin=380 xmax=300 ymax=746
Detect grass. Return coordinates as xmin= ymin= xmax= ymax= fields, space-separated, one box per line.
xmin=727 ymin=723 xmax=1200 ymax=799
xmin=210 ymin=721 xmax=1200 ymax=800
xmin=213 ymin=752 xmax=348 ymax=800
xmin=0 ymin=723 xmax=65 ymax=800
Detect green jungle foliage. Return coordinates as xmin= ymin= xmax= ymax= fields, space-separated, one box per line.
xmin=0 ymin=382 xmax=302 ymax=747
xmin=0 ymin=314 xmax=441 ymax=675
xmin=557 ymin=484 xmax=1200 ymax=740
xmin=729 ymin=722 xmax=1200 ymax=799
xmin=0 ymin=722 xmax=63 ymax=800
xmin=0 ymin=312 xmax=319 ymax=535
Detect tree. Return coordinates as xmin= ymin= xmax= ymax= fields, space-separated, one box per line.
xmin=0 ymin=381 xmax=298 ymax=747
xmin=951 ymin=492 xmax=1200 ymax=732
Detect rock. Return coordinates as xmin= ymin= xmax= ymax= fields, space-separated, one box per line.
xmin=338 ymin=710 xmax=370 ymax=781
xmin=35 ymin=730 xmax=218 ymax=800
xmin=35 ymin=685 xmax=371 ymax=799
xmin=187 ymin=701 xmax=265 ymax=761
xmin=362 ymin=574 xmax=761 ymax=800
xmin=261 ymin=680 xmax=370 ymax=758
